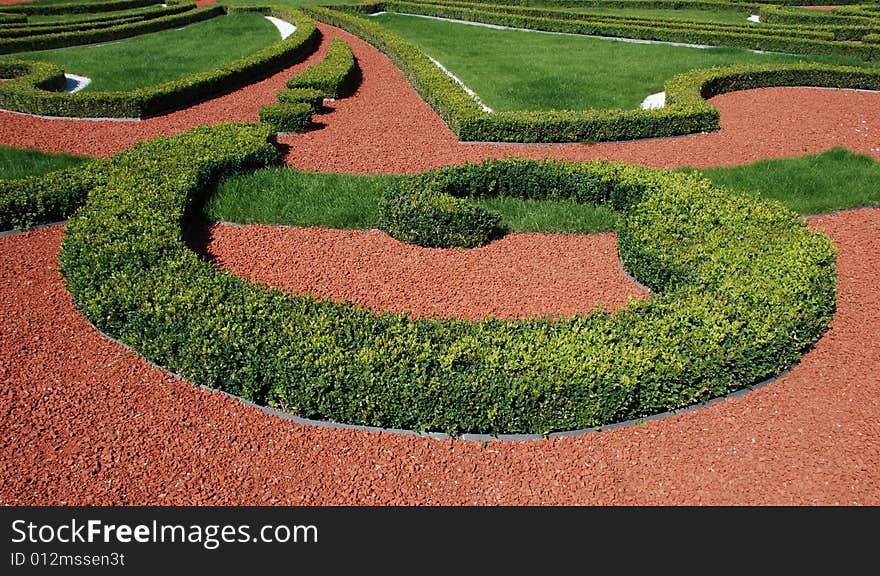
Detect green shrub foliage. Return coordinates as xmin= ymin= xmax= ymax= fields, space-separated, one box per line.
xmin=0 ymin=4 xmax=221 ymax=54
xmin=0 ymin=0 xmax=156 ymax=16
xmin=259 ymin=101 xmax=314 ymax=132
xmin=276 ymin=87 xmax=325 ymax=111
xmin=59 ymin=123 xmax=838 ymax=436
xmin=285 ymin=37 xmax=360 ymax=99
xmin=0 ymin=160 xmax=105 ymax=231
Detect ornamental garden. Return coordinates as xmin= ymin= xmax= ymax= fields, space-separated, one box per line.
xmin=2 ymin=0 xmax=879 ymax=436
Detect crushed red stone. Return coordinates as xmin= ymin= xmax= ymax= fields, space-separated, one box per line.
xmin=1 ymin=22 xmax=879 ymax=506
xmin=206 ymin=225 xmax=648 ymax=321
xmin=1 ymin=209 xmax=878 ymax=505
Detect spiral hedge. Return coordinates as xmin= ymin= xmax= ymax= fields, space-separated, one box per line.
xmin=58 ymin=122 xmax=838 ymax=435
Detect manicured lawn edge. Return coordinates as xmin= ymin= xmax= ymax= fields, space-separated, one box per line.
xmin=0 ymin=5 xmax=320 ymax=118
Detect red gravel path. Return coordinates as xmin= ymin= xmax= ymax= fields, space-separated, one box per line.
xmin=1 ymin=210 xmax=878 ymax=505
xmin=1 ymin=22 xmax=879 ymax=506
xmin=207 ymin=225 xmax=647 ymax=321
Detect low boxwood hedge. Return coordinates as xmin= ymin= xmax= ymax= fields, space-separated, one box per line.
xmin=0 ymin=159 xmax=105 ymax=231
xmin=0 ymin=5 xmax=321 ymax=118
xmin=259 ymin=101 xmax=314 ymax=132
xmin=407 ymin=0 xmax=880 ymax=42
xmin=0 ymin=5 xmax=222 ymax=54
xmin=59 ymin=122 xmax=837 ymax=436
xmin=276 ymin=87 xmax=325 ymax=111
xmin=264 ymin=37 xmax=360 ymax=132
xmin=376 ymin=2 xmax=880 ymax=59
xmin=0 ymin=2 xmax=198 ymax=42
xmin=285 ymin=36 xmax=359 ymax=99
xmin=0 ymin=0 xmax=155 ymax=16
xmin=302 ymin=4 xmax=880 ymax=143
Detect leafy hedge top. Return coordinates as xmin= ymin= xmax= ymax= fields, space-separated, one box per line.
xmin=59 ymin=122 xmax=837 ymax=435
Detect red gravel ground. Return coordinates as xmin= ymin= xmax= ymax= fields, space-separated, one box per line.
xmin=1 ymin=19 xmax=879 ymax=505
xmin=207 ymin=225 xmax=647 ymax=321
xmin=1 ymin=210 xmax=878 ymax=505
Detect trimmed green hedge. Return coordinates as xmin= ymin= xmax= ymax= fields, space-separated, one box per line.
xmin=263 ymin=36 xmax=360 ymax=133
xmin=0 ymin=6 xmax=321 ymax=118
xmin=276 ymin=87 xmax=325 ymax=111
xmin=259 ymin=101 xmax=314 ymax=132
xmin=0 ymin=0 xmax=156 ymax=16
xmin=0 ymin=2 xmax=198 ymax=41
xmin=0 ymin=159 xmax=105 ymax=231
xmin=285 ymin=37 xmax=359 ymax=99
xmin=406 ymin=0 xmax=880 ymax=42
xmin=0 ymin=14 xmax=28 ymax=24
xmin=0 ymin=5 xmax=222 ymax=54
xmin=59 ymin=123 xmax=838 ymax=435
xmin=302 ymin=5 xmax=880 ymax=143
xmin=380 ymin=177 xmax=505 ymax=248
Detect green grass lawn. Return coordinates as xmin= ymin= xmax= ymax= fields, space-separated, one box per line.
xmin=205 ymin=148 xmax=880 ymax=235
xmin=0 ymin=145 xmax=91 ymax=179
xmin=3 ymin=13 xmax=279 ymax=92
xmin=567 ymin=7 xmax=758 ymax=26
xmin=679 ymin=147 xmax=880 ymax=216
xmin=370 ymin=12 xmax=866 ymax=111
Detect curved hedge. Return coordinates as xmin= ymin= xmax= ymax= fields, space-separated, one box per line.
xmin=0 ymin=5 xmax=320 ymax=118
xmin=0 ymin=0 xmax=156 ymax=16
xmin=302 ymin=4 xmax=880 ymax=143
xmin=59 ymin=122 xmax=838 ymax=436
xmin=285 ymin=36 xmax=359 ymax=99
xmin=0 ymin=4 xmax=223 ymax=55
xmin=0 ymin=2 xmax=201 ymax=48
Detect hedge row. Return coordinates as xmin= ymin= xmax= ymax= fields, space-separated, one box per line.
xmin=0 ymin=3 xmax=197 ymax=40
xmin=0 ymin=14 xmax=27 ymax=24
xmin=760 ymin=4 xmax=880 ymax=28
xmin=259 ymin=101 xmax=314 ymax=132
xmin=376 ymin=2 xmax=880 ymax=59
xmin=285 ymin=37 xmax=359 ymax=98
xmin=58 ymin=122 xmax=837 ymax=435
xmin=303 ymin=5 xmax=880 ymax=143
xmin=260 ymin=37 xmax=360 ymax=132
xmin=397 ymin=0 xmax=838 ymax=41
xmin=0 ymin=6 xmax=321 ymax=118
xmin=395 ymin=0 xmax=863 ymax=11
xmin=0 ymin=160 xmax=106 ymax=231
xmin=378 ymin=0 xmax=767 ymax=12
xmin=0 ymin=0 xmax=156 ymax=16
xmin=410 ymin=0 xmax=880 ymax=42
xmin=1 ymin=2 xmax=189 ymax=27
xmin=0 ymin=4 xmax=222 ymax=54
